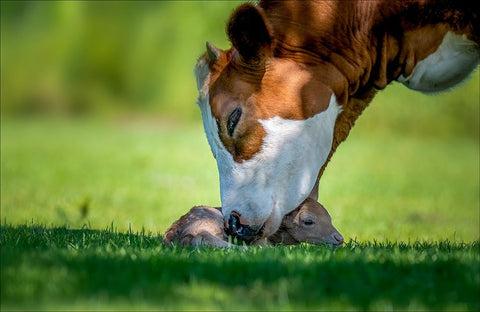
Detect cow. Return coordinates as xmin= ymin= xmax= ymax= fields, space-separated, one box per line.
xmin=163 ymin=198 xmax=344 ymax=248
xmin=194 ymin=0 xmax=479 ymax=243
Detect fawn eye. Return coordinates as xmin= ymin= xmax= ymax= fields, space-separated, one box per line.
xmin=304 ymin=219 xmax=314 ymax=226
xmin=227 ymin=107 xmax=242 ymax=137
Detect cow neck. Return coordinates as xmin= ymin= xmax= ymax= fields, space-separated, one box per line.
xmin=262 ymin=0 xmax=478 ymax=180
xmin=270 ymin=46 xmax=378 ymax=180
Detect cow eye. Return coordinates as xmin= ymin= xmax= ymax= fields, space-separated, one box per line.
xmin=227 ymin=107 xmax=242 ymax=137
xmin=303 ymin=219 xmax=314 ymax=226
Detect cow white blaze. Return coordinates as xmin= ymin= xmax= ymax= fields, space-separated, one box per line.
xmin=196 ymin=57 xmax=341 ymax=238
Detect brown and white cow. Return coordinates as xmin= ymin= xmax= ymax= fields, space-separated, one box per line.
xmin=195 ymin=0 xmax=479 ymax=242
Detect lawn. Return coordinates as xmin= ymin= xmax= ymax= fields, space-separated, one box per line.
xmin=1 ymin=225 xmax=479 ymax=311
xmin=1 ymin=74 xmax=479 ymax=311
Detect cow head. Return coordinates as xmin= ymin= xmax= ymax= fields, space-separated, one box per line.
xmin=195 ymin=4 xmax=341 ymax=242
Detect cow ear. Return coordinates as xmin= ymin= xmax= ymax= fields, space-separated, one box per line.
xmin=227 ymin=3 xmax=272 ymax=64
xmin=206 ymin=41 xmax=221 ymax=64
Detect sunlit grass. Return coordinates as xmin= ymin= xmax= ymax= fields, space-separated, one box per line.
xmin=1 ymin=114 xmax=478 ymax=241
xmin=2 ymin=73 xmax=478 ymax=241
xmin=1 ymin=117 xmax=220 ymax=234
xmin=1 ymin=72 xmax=480 ymax=241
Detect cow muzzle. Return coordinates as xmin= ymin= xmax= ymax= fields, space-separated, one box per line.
xmin=226 ymin=212 xmax=265 ymax=242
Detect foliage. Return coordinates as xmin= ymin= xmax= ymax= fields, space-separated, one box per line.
xmin=1 ymin=1 xmax=243 ymax=119
xmin=2 ymin=0 xmax=479 ymax=130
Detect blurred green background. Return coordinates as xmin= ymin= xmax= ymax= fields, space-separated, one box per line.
xmin=1 ymin=1 xmax=479 ymax=242
xmin=1 ymin=1 xmax=243 ymax=119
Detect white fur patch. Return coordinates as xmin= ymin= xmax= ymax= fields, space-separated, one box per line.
xmin=195 ymin=61 xmax=341 ymax=235
xmin=397 ymin=32 xmax=479 ymax=92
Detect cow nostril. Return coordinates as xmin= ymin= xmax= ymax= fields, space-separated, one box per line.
xmin=226 ymin=213 xmax=264 ymax=242
xmin=228 ymin=213 xmax=240 ymax=234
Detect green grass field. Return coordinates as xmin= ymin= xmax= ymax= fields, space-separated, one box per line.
xmin=2 ymin=225 xmax=478 ymax=311
xmin=2 ymin=77 xmax=479 ymax=240
xmin=1 ymin=71 xmax=479 ymax=311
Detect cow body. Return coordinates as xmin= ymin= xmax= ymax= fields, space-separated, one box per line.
xmin=195 ymin=0 xmax=479 ymax=242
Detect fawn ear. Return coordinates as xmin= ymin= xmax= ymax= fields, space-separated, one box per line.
xmin=227 ymin=3 xmax=272 ymax=64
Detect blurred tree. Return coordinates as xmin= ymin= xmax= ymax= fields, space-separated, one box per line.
xmin=1 ymin=0 xmax=478 ymax=139
xmin=1 ymin=1 xmax=242 ymax=119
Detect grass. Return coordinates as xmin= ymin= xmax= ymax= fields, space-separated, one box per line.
xmin=0 ymin=117 xmax=221 ymax=234
xmin=2 ymin=224 xmax=479 ymax=311
xmin=1 ymin=116 xmax=477 ymax=241
xmin=1 ymin=67 xmax=479 ymax=311
xmin=1 ymin=79 xmax=479 ymax=241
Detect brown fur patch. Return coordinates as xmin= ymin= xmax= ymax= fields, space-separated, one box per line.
xmin=203 ymin=0 xmax=478 ymax=171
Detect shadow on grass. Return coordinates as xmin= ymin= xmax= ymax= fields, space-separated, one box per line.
xmin=1 ymin=224 xmax=479 ymax=310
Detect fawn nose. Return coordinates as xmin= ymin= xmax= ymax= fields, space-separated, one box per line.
xmin=226 ymin=212 xmax=264 ymax=242
xmin=331 ymin=232 xmax=344 ymax=245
